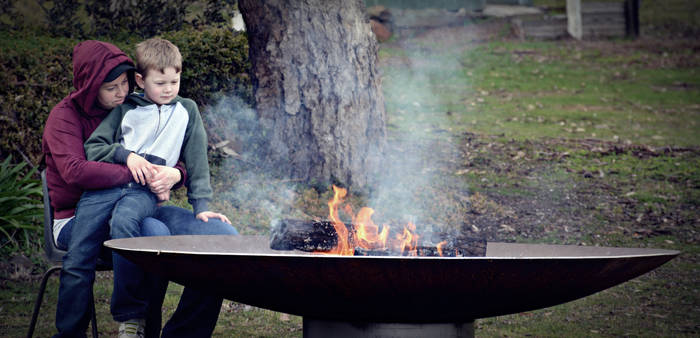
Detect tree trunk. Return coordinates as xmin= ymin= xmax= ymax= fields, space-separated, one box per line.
xmin=238 ymin=0 xmax=386 ymax=190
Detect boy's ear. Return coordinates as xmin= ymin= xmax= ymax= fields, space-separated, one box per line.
xmin=135 ymin=73 xmax=145 ymax=89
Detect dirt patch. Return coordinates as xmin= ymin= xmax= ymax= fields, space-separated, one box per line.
xmin=0 ymin=254 xmax=35 ymax=281
xmin=386 ymin=131 xmax=700 ymax=247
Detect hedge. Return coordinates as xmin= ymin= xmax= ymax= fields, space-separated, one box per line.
xmin=161 ymin=28 xmax=251 ymax=109
xmin=0 ymin=0 xmax=237 ymax=40
xmin=0 ymin=28 xmax=251 ymax=167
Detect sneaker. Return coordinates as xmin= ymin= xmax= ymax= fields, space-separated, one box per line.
xmin=118 ymin=318 xmax=145 ymax=338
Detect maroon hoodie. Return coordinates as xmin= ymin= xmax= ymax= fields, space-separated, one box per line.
xmin=43 ymin=41 xmax=140 ymax=219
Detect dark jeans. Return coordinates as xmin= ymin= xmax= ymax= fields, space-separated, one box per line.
xmin=54 ymin=183 xmax=155 ymax=338
xmin=54 ymin=185 xmax=238 ymax=338
xmin=127 ymin=206 xmax=239 ymax=338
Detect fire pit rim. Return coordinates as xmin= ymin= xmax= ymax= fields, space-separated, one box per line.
xmin=104 ymin=235 xmax=680 ymax=260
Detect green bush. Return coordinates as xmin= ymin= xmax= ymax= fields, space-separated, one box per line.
xmin=0 ymin=32 xmax=77 ymax=166
xmin=0 ymin=28 xmax=251 ymax=167
xmin=161 ymin=27 xmax=252 ymax=107
xmin=0 ymin=0 xmax=237 ymax=39
xmin=0 ymin=156 xmax=42 ymax=248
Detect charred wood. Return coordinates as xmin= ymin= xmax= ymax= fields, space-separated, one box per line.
xmin=425 ymin=237 xmax=487 ymax=257
xmin=354 ymin=247 xmax=391 ymax=256
xmin=270 ymin=219 xmax=339 ymax=252
xmin=270 ymin=219 xmax=486 ymax=257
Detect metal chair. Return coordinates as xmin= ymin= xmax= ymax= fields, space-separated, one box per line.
xmin=27 ymin=170 xmax=110 ymax=337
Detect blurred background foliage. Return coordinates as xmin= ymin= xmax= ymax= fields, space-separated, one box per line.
xmin=0 ymin=0 xmax=237 ymax=38
xmin=0 ymin=0 xmax=251 ymax=248
xmin=0 ymin=0 xmax=251 ymax=166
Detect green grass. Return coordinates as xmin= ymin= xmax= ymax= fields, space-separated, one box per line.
xmin=382 ymin=40 xmax=700 ymax=147
xmin=478 ymin=246 xmax=696 ymax=337
xmin=1 ymin=274 xmax=303 ymax=337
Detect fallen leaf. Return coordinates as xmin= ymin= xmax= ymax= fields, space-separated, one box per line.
xmin=455 ymin=169 xmax=470 ymax=175
xmin=213 ymin=140 xmax=230 ymax=148
xmin=222 ymin=147 xmax=241 ymax=157
xmin=499 ymin=224 xmax=515 ymax=232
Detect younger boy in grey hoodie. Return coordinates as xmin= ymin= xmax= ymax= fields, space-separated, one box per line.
xmin=82 ymin=37 xmax=231 ymax=337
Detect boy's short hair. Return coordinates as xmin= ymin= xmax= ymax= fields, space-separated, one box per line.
xmin=135 ymin=38 xmax=182 ymax=77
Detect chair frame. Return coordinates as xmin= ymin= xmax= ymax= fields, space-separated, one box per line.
xmin=27 ymin=170 xmax=104 ymax=338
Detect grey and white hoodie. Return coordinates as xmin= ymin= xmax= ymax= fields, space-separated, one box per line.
xmin=84 ymin=93 xmax=212 ymax=214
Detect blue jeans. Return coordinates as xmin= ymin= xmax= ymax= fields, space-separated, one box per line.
xmin=55 ymin=189 xmax=238 ymax=338
xmin=141 ymin=206 xmax=239 ymax=338
xmin=54 ymin=183 xmax=156 ymax=338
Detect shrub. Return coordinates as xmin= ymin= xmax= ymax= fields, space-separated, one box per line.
xmin=161 ymin=27 xmax=252 ymax=107
xmin=0 ymin=32 xmax=77 ymax=166
xmin=0 ymin=156 xmax=42 ymax=249
xmin=0 ymin=28 xmax=251 ymax=167
xmin=0 ymin=0 xmax=238 ymax=39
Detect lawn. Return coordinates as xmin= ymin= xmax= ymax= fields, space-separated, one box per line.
xmin=2 ymin=2 xmax=698 ymax=337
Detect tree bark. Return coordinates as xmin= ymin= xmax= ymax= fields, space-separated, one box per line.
xmin=238 ymin=0 xmax=386 ymax=190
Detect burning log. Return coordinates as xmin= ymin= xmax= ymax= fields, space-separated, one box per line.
xmin=270 ymin=219 xmax=486 ymax=257
xmin=419 ymin=237 xmax=487 ymax=257
xmin=353 ymin=247 xmax=391 ymax=256
xmin=354 ymin=240 xmax=485 ymax=257
xmin=270 ymin=219 xmax=339 ymax=252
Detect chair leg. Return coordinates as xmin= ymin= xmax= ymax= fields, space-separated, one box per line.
xmin=90 ymin=287 xmax=99 ymax=337
xmin=27 ymin=265 xmax=62 ymax=338
xmin=26 ymin=266 xmax=104 ymax=338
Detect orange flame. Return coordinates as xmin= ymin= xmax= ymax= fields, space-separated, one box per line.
xmin=436 ymin=240 xmax=447 ymax=256
xmin=327 ymin=185 xmax=352 ymax=255
xmin=324 ymin=185 xmax=429 ymax=256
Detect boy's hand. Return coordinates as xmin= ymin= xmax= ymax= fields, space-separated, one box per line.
xmin=148 ymin=165 xmax=181 ymax=194
xmin=196 ymin=211 xmax=231 ymax=224
xmin=126 ymin=153 xmax=155 ymax=185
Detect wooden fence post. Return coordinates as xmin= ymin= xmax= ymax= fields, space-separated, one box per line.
xmin=567 ymin=0 xmax=582 ymax=40
xmin=625 ymin=0 xmax=640 ymax=37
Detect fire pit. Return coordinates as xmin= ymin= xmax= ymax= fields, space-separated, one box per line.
xmin=105 ymin=235 xmax=678 ymax=337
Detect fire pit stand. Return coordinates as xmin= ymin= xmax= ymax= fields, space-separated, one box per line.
xmin=105 ymin=235 xmax=678 ymax=337
xmin=302 ymin=319 xmax=473 ymax=338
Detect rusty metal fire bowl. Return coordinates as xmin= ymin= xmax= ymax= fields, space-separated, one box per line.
xmin=105 ymin=235 xmax=677 ymax=335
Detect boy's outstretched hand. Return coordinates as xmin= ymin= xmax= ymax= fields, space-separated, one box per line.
xmin=126 ymin=153 xmax=156 ymax=185
xmin=196 ymin=211 xmax=231 ymax=224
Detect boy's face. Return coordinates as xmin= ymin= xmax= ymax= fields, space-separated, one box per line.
xmin=97 ymin=73 xmax=129 ymax=109
xmin=136 ymin=67 xmax=180 ymax=105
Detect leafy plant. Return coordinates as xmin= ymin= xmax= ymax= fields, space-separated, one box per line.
xmin=0 ymin=32 xmax=75 ymax=167
xmin=0 ymin=156 xmax=42 ymax=248
xmin=84 ymin=0 xmax=192 ymax=39
xmin=37 ymin=0 xmax=83 ymax=38
xmin=1 ymin=0 xmax=239 ymax=39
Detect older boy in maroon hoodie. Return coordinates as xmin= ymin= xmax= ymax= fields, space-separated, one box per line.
xmin=43 ymin=40 xmax=231 ymax=338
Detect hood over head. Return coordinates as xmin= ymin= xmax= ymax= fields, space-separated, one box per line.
xmin=69 ymin=40 xmax=135 ymax=117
